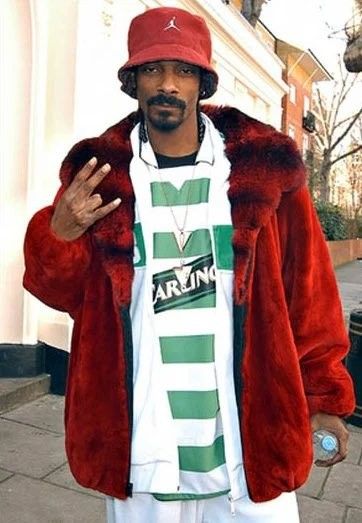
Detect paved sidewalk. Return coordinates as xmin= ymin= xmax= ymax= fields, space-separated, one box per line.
xmin=0 ymin=261 xmax=361 ymax=522
xmin=0 ymin=395 xmax=105 ymax=522
xmin=335 ymin=260 xmax=362 ymax=324
xmin=0 ymin=394 xmax=361 ymax=523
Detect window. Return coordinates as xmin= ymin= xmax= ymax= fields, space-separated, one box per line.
xmin=288 ymin=125 xmax=296 ymax=139
xmin=304 ymin=96 xmax=310 ymax=117
xmin=289 ymin=84 xmax=296 ymax=104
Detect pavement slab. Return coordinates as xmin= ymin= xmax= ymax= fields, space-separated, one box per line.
xmin=297 ymin=465 xmax=330 ymax=498
xmin=44 ymin=463 xmax=103 ymax=499
xmin=0 ymin=474 xmax=105 ymax=523
xmin=337 ymin=282 xmax=362 ymax=321
xmin=322 ymin=463 xmax=362 ymax=509
xmin=335 ymin=261 xmax=362 ymax=284
xmin=346 ymin=507 xmax=362 ymax=523
xmin=0 ymin=468 xmax=13 ymax=483
xmin=2 ymin=394 xmax=65 ymax=434
xmin=296 ymin=495 xmax=345 ymax=523
xmin=345 ymin=430 xmax=362 ymax=465
xmin=0 ymin=418 xmax=65 ymax=478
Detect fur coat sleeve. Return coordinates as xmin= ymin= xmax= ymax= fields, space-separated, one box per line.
xmin=23 ymin=176 xmax=92 ymax=316
xmin=23 ymin=126 xmax=135 ymax=313
xmin=277 ymin=184 xmax=355 ymax=417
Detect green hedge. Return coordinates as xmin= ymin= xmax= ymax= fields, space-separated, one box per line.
xmin=314 ymin=201 xmax=348 ymax=241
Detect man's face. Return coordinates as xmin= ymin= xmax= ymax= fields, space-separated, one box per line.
xmin=136 ymin=60 xmax=201 ymax=132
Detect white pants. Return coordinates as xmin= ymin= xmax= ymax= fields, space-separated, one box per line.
xmin=106 ymin=491 xmax=300 ymax=523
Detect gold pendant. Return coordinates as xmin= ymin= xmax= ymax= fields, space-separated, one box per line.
xmin=174 ymin=230 xmax=191 ymax=252
xmin=174 ymin=265 xmax=192 ymax=288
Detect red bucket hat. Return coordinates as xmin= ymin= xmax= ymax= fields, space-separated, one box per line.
xmin=118 ymin=7 xmax=218 ymax=99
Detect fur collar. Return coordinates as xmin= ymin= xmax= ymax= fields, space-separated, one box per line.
xmin=59 ymin=105 xmax=306 ymax=303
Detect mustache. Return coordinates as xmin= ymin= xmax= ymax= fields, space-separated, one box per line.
xmin=147 ymin=94 xmax=186 ymax=110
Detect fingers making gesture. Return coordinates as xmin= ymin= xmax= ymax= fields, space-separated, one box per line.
xmin=51 ymin=157 xmax=121 ymax=241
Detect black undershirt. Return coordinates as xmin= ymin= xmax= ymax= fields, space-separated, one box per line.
xmin=155 ymin=151 xmax=198 ymax=169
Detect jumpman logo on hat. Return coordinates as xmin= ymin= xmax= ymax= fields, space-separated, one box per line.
xmin=163 ymin=16 xmax=181 ymax=32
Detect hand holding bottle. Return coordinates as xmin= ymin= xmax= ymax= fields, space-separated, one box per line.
xmin=313 ymin=430 xmax=339 ymax=461
xmin=310 ymin=412 xmax=349 ymax=467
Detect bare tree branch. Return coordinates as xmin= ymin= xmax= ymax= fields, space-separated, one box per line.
xmin=326 ymin=82 xmax=341 ymax=132
xmin=330 ymin=70 xmax=357 ymax=134
xmin=330 ymin=106 xmax=362 ymax=151
xmin=315 ymin=85 xmax=330 ymax=146
xmin=330 ymin=144 xmax=362 ymax=166
xmin=329 ymin=64 xmax=349 ymax=131
xmin=335 ymin=74 xmax=360 ymax=112
xmin=314 ymin=132 xmax=326 ymax=151
xmin=334 ymin=111 xmax=362 ymax=130
xmin=310 ymin=55 xmax=362 ymax=201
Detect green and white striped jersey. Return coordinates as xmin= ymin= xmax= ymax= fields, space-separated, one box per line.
xmin=129 ymin=115 xmax=246 ymax=502
xmin=150 ymin=156 xmax=229 ymax=500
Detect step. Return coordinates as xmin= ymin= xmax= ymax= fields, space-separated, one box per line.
xmin=0 ymin=374 xmax=51 ymax=414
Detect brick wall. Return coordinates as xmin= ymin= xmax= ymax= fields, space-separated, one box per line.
xmin=327 ymin=239 xmax=362 ymax=267
xmin=282 ymin=69 xmax=312 ymax=151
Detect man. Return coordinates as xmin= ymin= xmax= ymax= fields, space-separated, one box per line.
xmin=23 ymin=7 xmax=355 ymax=523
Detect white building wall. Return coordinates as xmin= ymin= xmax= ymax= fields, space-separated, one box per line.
xmin=1 ymin=1 xmax=33 ymax=343
xmin=1 ymin=0 xmax=287 ymax=351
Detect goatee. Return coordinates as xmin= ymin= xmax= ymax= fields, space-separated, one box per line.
xmin=146 ymin=94 xmax=186 ymax=132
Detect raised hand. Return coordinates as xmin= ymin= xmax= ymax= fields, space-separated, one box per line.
xmin=50 ymin=157 xmax=121 ymax=241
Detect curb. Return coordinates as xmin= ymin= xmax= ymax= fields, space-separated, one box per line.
xmin=0 ymin=374 xmax=51 ymax=414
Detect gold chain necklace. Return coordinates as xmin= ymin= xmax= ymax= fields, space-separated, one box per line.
xmin=156 ymin=163 xmax=198 ymax=288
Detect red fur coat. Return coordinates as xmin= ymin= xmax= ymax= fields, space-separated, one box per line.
xmin=23 ymin=106 xmax=355 ymax=502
